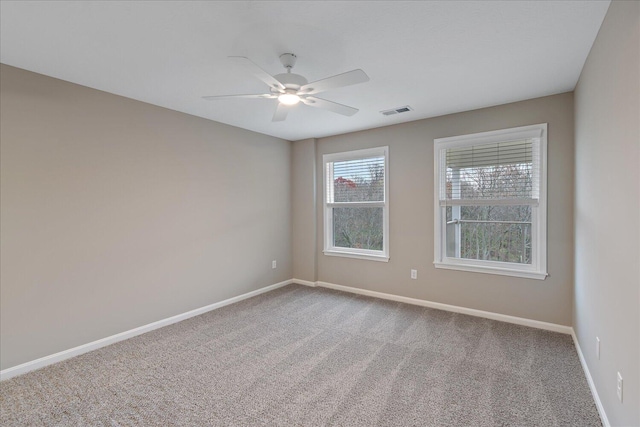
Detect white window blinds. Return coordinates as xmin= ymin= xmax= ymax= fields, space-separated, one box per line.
xmin=439 ymin=138 xmax=540 ymax=204
xmin=326 ymin=156 xmax=385 ymax=203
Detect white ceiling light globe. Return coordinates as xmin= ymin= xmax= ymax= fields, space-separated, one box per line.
xmin=278 ymin=93 xmax=300 ymax=105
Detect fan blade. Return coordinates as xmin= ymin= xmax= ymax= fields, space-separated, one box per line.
xmin=229 ymin=56 xmax=285 ymax=92
xmin=301 ymin=96 xmax=359 ymax=116
xmin=272 ymin=103 xmax=290 ymax=122
xmin=299 ymin=69 xmax=369 ymax=95
xmin=202 ymin=94 xmax=276 ymax=100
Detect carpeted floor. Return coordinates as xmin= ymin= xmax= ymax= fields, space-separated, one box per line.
xmin=1 ymin=284 xmax=601 ymax=426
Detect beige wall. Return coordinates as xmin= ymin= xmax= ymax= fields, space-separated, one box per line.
xmin=0 ymin=65 xmax=292 ymax=370
xmin=308 ymin=93 xmax=574 ymax=325
xmin=574 ymin=1 xmax=640 ymax=426
xmin=291 ymin=138 xmax=317 ymax=283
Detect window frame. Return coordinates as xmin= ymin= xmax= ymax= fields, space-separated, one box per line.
xmin=323 ymin=146 xmax=390 ymax=262
xmin=433 ymin=124 xmax=548 ymax=280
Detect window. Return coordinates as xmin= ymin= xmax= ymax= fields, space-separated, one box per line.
xmin=434 ymin=124 xmax=547 ymax=279
xmin=323 ymin=147 xmax=389 ymax=262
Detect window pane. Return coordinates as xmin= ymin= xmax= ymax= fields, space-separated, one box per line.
xmin=446 ymin=205 xmax=532 ymax=264
xmin=333 ymin=207 xmax=383 ymax=251
xmin=446 ymin=163 xmax=533 ymax=200
xmin=332 ymin=156 xmax=384 ymax=202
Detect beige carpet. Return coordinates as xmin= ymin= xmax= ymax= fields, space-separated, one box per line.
xmin=0 ymin=284 xmax=600 ymax=426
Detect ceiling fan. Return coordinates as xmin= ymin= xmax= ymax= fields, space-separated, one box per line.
xmin=203 ymin=53 xmax=369 ymax=122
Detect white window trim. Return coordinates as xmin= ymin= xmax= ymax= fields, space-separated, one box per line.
xmin=323 ymin=146 xmax=389 ymax=262
xmin=433 ymin=124 xmax=548 ymax=280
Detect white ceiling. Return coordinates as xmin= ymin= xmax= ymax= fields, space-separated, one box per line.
xmin=0 ymin=1 xmax=610 ymax=141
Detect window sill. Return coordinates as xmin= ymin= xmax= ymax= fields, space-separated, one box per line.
xmin=433 ymin=261 xmax=547 ymax=280
xmin=323 ymin=250 xmax=389 ymax=262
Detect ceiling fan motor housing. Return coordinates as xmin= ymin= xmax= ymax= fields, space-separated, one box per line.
xmin=275 ymin=53 xmax=308 ymax=90
xmin=273 ymin=72 xmax=308 ymax=90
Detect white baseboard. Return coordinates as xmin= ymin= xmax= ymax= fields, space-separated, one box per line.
xmin=571 ymin=329 xmax=610 ymax=427
xmin=291 ymin=278 xmax=317 ymax=287
xmin=316 ymin=281 xmax=573 ymax=334
xmin=0 ymin=279 xmax=293 ymax=381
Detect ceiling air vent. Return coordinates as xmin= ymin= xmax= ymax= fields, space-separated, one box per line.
xmin=381 ymin=105 xmax=413 ymax=116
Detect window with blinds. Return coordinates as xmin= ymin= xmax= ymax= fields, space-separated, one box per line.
xmin=439 ymin=139 xmax=540 ymax=203
xmin=323 ymin=147 xmax=389 ymax=262
xmin=433 ymin=124 xmax=548 ymax=280
xmin=327 ymin=156 xmax=385 ymax=203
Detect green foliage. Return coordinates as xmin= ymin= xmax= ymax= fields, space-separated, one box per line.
xmin=333 ymin=163 xmax=384 ymax=251
xmin=447 ymin=164 xmax=533 ymax=264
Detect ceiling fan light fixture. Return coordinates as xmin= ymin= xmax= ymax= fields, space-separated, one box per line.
xmin=278 ymin=93 xmax=300 ymax=105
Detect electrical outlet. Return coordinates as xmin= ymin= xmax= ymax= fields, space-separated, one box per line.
xmin=596 ymin=337 xmax=600 ymax=360
xmin=410 ymin=269 xmax=417 ymax=280
xmin=617 ymin=372 xmax=623 ymax=402
xmin=272 ymin=260 xmax=277 ymax=269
